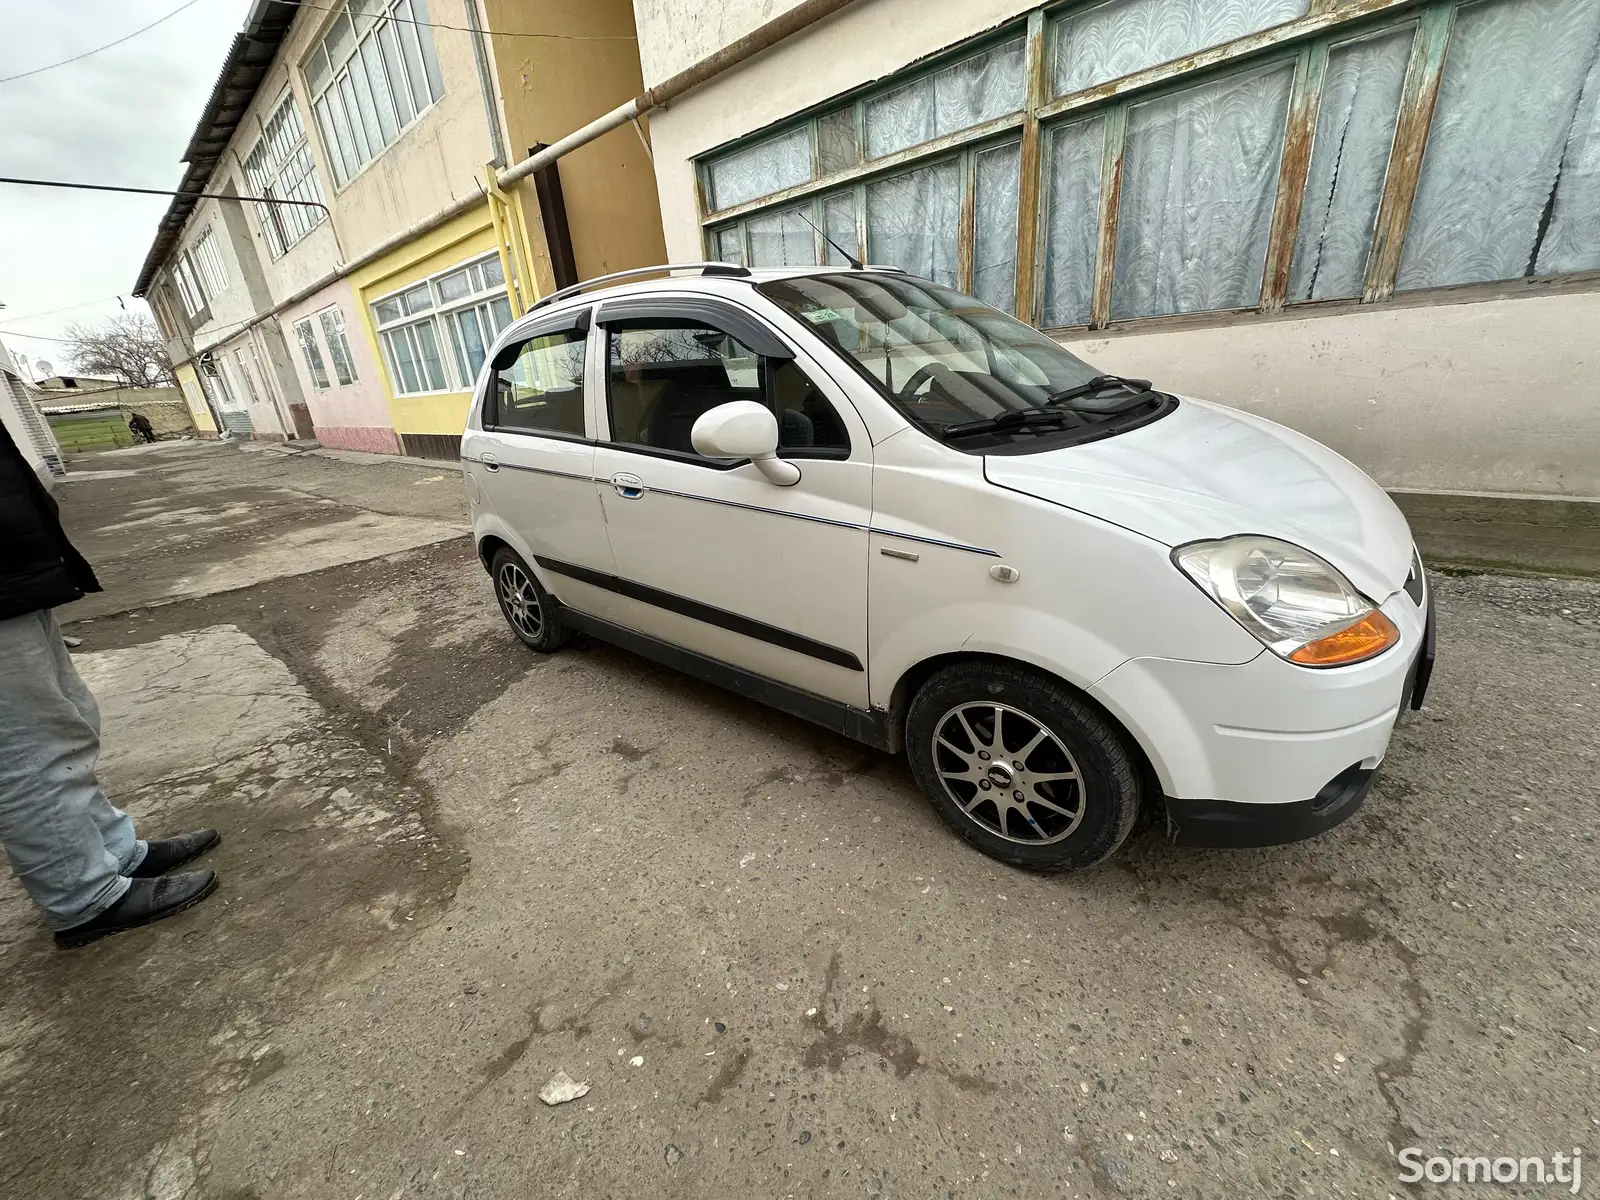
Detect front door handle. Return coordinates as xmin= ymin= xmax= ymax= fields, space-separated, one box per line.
xmin=481 ymin=453 xmax=500 ymax=472
xmin=610 ymin=472 xmax=645 ymax=499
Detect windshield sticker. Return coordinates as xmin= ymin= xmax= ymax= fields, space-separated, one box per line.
xmin=803 ymin=307 xmax=846 ymax=323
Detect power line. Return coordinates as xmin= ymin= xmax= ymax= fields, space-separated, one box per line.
xmin=0 ymin=295 xmax=127 ymax=323
xmin=0 ymin=175 xmax=330 ymax=212
xmin=266 ymin=0 xmax=637 ymax=41
xmin=0 ymin=0 xmax=207 ymax=86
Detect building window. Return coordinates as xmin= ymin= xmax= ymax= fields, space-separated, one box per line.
xmin=305 ymin=0 xmax=445 ymax=188
xmin=371 ymin=253 xmax=513 ymax=396
xmin=318 ymin=306 xmax=358 ymax=385
xmin=1049 ymin=0 xmax=1308 ymax=97
xmin=172 ymin=257 xmax=208 ymax=319
xmin=293 ymin=317 xmax=332 ymax=389
xmin=1396 ymin=0 xmax=1600 ymax=289
xmin=190 ymin=228 xmax=229 ymax=298
xmin=697 ymin=0 xmax=1600 ymax=332
xmin=243 ymin=95 xmax=327 ymax=258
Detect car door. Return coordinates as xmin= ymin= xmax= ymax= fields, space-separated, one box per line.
xmin=580 ymin=295 xmax=873 ymax=708
xmin=462 ymin=307 xmax=626 ymax=621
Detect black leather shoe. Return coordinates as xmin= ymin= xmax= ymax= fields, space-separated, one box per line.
xmin=130 ymin=829 xmax=221 ymax=878
xmin=55 ymin=870 xmax=219 ymax=949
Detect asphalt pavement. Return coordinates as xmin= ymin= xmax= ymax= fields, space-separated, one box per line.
xmin=1 ymin=439 xmax=1594 ymax=1200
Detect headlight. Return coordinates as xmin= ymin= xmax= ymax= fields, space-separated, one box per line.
xmin=1173 ymin=536 xmax=1400 ymax=667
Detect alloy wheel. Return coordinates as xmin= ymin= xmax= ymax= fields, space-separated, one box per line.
xmin=930 ymin=701 xmax=1085 ymax=844
xmin=497 ymin=561 xmax=543 ymax=642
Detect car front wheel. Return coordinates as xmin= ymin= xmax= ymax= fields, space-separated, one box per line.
xmin=905 ymin=661 xmax=1140 ymax=872
xmin=490 ymin=546 xmax=569 ymax=652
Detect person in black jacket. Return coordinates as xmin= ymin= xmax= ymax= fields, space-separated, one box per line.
xmin=0 ymin=419 xmax=221 ymax=948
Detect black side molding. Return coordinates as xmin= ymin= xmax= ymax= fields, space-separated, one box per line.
xmin=534 ymin=556 xmax=863 ymax=672
xmin=1163 ymin=762 xmax=1378 ymax=849
xmin=551 ymin=603 xmax=894 ymax=752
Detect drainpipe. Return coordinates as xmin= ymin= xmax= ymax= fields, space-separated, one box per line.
xmin=497 ymin=0 xmax=862 ymax=189
xmin=464 ymin=0 xmax=508 ymax=167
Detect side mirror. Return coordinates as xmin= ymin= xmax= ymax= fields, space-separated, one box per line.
xmin=690 ymin=401 xmax=800 ymax=486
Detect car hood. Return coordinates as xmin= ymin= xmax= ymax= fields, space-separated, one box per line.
xmin=983 ymin=397 xmax=1413 ymax=601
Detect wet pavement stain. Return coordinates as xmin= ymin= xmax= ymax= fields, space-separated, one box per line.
xmin=698 ymin=1047 xmax=751 ymax=1105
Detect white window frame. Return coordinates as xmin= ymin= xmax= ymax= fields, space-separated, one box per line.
xmin=292 ymin=316 xmax=332 ymax=390
xmin=190 ymin=228 xmax=229 ymax=298
xmin=303 ymin=0 xmax=445 ymax=189
xmin=243 ymin=93 xmax=327 ymax=259
xmin=317 ymin=305 xmax=359 ymax=386
xmin=370 ymin=253 xmax=513 ymax=397
xmin=172 ymin=256 xmax=208 ymax=319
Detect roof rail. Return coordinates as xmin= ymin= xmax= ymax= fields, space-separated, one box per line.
xmin=527 ymin=262 xmax=753 ymax=313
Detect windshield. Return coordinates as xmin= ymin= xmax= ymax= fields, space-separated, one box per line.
xmin=757 ymin=273 xmax=1171 ymax=450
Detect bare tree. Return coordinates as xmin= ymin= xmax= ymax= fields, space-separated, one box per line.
xmin=62 ymin=311 xmax=176 ymax=388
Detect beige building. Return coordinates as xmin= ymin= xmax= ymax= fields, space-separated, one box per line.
xmin=137 ymin=0 xmax=664 ymax=458
xmin=634 ymin=0 xmax=1600 ymax=498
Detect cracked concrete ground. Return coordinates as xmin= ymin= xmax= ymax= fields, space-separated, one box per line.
xmin=1 ymin=442 xmax=1596 ymax=1199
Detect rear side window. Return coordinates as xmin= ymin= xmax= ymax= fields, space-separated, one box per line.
xmin=492 ymin=330 xmax=587 ymax=436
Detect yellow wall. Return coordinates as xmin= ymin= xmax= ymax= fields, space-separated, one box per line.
xmin=174 ymin=363 xmax=217 ymax=434
xmin=348 ymin=203 xmax=503 ymax=440
xmin=484 ymin=0 xmax=668 ymax=281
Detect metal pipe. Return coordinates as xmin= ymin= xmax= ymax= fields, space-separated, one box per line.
xmin=496 ymin=0 xmax=862 ymax=190
xmin=464 ymin=0 xmax=508 ymax=167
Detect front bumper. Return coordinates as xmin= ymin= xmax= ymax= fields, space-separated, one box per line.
xmin=1164 ymin=762 xmax=1378 ymax=848
xmin=1091 ymin=589 xmax=1433 ymax=845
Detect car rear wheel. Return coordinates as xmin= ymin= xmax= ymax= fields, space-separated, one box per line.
xmin=491 ymin=546 xmax=569 ymax=652
xmin=905 ymin=661 xmax=1140 ymax=872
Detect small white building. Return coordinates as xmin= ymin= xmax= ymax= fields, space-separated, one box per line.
xmin=635 ymin=0 xmax=1600 ymax=498
xmin=0 ymin=337 xmax=63 ymax=486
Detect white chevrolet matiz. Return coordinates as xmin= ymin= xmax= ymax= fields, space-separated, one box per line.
xmin=463 ymin=264 xmax=1435 ymax=872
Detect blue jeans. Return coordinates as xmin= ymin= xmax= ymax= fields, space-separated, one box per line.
xmin=0 ymin=610 xmax=146 ymax=930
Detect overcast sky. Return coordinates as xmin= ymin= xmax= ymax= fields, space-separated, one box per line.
xmin=0 ymin=0 xmax=252 ymax=377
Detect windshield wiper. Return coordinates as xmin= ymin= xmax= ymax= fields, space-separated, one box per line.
xmin=1046 ymin=373 xmax=1153 ymax=403
xmin=940 ymin=403 xmax=1085 ymax=439
xmin=940 ymin=375 xmax=1161 ymax=439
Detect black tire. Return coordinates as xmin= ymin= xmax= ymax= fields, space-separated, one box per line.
xmin=905 ymin=660 xmax=1141 ymax=872
xmin=490 ymin=546 xmax=570 ymax=652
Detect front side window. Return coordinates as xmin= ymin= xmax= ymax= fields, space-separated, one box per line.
xmin=760 ymin=273 xmax=1169 ymax=451
xmin=293 ymin=317 xmax=331 ymax=389
xmin=606 ymin=323 xmax=849 ymax=458
xmin=305 ymin=0 xmax=445 ymax=187
xmin=607 ymin=325 xmax=763 ymax=455
xmin=492 ymin=330 xmax=587 ymax=435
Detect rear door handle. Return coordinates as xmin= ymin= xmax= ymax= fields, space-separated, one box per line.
xmin=481 ymin=453 xmax=500 ymax=472
xmin=610 ymin=472 xmax=645 ymax=499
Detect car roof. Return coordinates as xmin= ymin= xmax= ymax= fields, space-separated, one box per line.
xmin=511 ymin=264 xmax=903 ymax=329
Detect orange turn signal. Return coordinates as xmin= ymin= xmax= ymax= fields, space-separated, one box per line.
xmin=1288 ymin=610 xmax=1401 ymax=667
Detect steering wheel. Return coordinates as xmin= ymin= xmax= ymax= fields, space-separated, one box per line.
xmin=897 ymin=361 xmax=954 ymax=399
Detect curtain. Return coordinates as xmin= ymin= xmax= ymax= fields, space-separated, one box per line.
xmin=1289 ymin=26 xmax=1414 ymax=302
xmin=974 ymin=141 xmax=1023 ymax=313
xmin=707 ymin=127 xmax=812 ymax=211
xmin=865 ymin=38 xmax=1026 ymax=160
xmin=1041 ymin=116 xmax=1106 ymax=326
xmin=1398 ymin=0 xmax=1600 ymax=289
xmin=824 ymin=193 xmax=859 ymax=265
xmin=818 ymin=109 xmax=858 ymax=174
xmin=748 ymin=207 xmax=816 ymax=267
xmin=867 ymin=161 xmax=962 ymax=285
xmin=714 ymin=227 xmax=744 ymax=266
xmin=1113 ymin=63 xmax=1294 ymax=318
xmin=1053 ymin=0 xmax=1307 ymax=97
